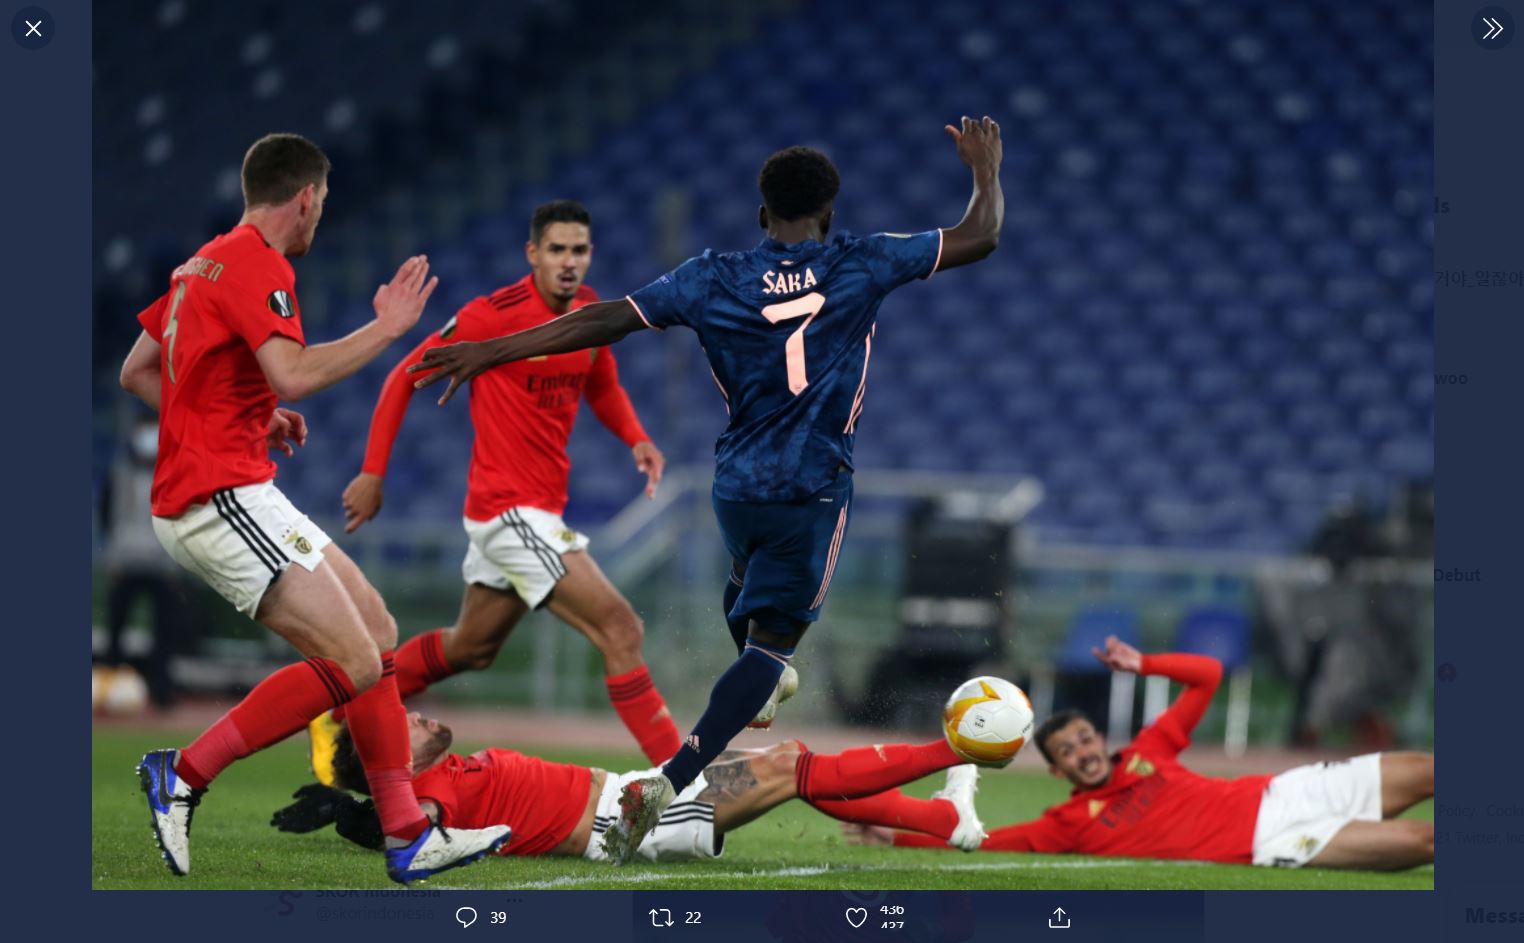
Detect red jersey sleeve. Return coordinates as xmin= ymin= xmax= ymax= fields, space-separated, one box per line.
xmin=1132 ymin=653 xmax=1223 ymax=755
xmin=585 ymin=347 xmax=650 ymax=447
xmin=221 ymin=254 xmax=305 ymax=353
xmin=411 ymin=761 xmax=462 ymax=826
xmin=446 ymin=298 xmax=503 ymax=342
xmin=360 ymin=321 xmax=452 ymax=476
xmin=136 ymin=289 xmax=172 ymax=343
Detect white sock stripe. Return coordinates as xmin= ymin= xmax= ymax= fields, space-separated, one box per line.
xmin=744 ymin=643 xmax=793 ymax=667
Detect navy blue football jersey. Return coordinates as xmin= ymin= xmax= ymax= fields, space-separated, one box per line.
xmin=627 ymin=229 xmax=943 ymax=502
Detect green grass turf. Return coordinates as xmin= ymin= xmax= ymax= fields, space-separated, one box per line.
xmin=93 ymin=728 xmax=1432 ymax=890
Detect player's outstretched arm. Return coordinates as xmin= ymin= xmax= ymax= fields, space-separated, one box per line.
xmin=120 ymin=330 xmax=163 ymax=410
xmin=586 ymin=348 xmax=664 ymax=498
xmin=342 ymin=326 xmax=447 ymax=532
xmin=936 ymin=116 xmax=1004 ymax=272
xmin=256 ymin=255 xmax=437 ymax=402
xmin=410 ymin=298 xmax=647 ymax=405
xmin=848 ymin=820 xmax=1049 ymax=853
xmin=1093 ymin=636 xmax=1222 ymax=747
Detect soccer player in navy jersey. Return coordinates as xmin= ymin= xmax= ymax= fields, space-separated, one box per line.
xmin=412 ymin=116 xmax=1004 ymax=862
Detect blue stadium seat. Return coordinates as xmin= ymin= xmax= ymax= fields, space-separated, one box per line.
xmin=1157 ymin=605 xmax=1256 ymax=754
xmin=1174 ymin=606 xmax=1252 ymax=670
xmin=1058 ymin=605 xmax=1141 ymax=673
xmin=1059 ymin=604 xmax=1144 ymax=743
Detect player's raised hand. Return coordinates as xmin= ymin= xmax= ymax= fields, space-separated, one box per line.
xmin=373 ymin=255 xmax=439 ymax=339
xmin=266 ymin=407 xmax=307 ymax=457
xmin=408 ymin=340 xmax=494 ymax=405
xmin=1091 ymin=634 xmax=1144 ymax=674
xmin=342 ymin=471 xmax=384 ymax=533
xmin=633 ymin=440 xmax=665 ymax=499
xmin=944 ymin=115 xmax=1003 ymax=174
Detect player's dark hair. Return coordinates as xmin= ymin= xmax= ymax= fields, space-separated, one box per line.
xmin=241 ymin=133 xmax=331 ymax=208
xmin=758 ymin=146 xmax=841 ymax=221
xmin=1035 ymin=709 xmax=1092 ymax=766
xmin=329 ymin=724 xmax=371 ymax=796
xmin=530 ymin=200 xmax=592 ymax=244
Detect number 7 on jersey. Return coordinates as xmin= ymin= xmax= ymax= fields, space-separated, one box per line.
xmin=162 ymin=279 xmax=190 ymax=384
xmin=760 ymin=291 xmax=826 ymax=395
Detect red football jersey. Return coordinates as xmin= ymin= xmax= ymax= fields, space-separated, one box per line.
xmin=411 ymin=748 xmax=593 ymax=857
xmin=361 ymin=274 xmax=649 ymax=519
xmin=987 ymin=718 xmax=1273 ymax=863
xmin=902 ymin=654 xmax=1269 ymax=863
xmin=137 ymin=224 xmax=304 ymax=516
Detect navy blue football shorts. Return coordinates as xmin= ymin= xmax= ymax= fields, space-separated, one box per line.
xmin=712 ymin=472 xmax=854 ymax=630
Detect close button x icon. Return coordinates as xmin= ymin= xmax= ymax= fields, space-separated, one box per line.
xmin=12 ymin=7 xmax=54 ymax=48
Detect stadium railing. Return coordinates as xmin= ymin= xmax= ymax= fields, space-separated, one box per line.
xmin=90 ymin=465 xmax=1433 ymax=747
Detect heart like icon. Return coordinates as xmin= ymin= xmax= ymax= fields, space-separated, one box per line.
xmin=845 ymin=908 xmax=868 ymax=928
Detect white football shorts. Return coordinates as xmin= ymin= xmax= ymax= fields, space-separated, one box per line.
xmin=151 ymin=481 xmax=332 ymax=617
xmin=462 ymin=507 xmax=590 ymax=608
xmin=1252 ymin=752 xmax=1384 ymax=867
xmin=583 ymin=767 xmax=724 ymax=863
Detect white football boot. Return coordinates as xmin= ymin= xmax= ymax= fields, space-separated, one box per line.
xmin=385 ymin=823 xmax=512 ymax=884
xmin=138 ymin=749 xmax=204 ymax=876
xmin=600 ymin=774 xmax=677 ymax=865
xmin=748 ymin=664 xmax=800 ymax=729
xmin=932 ymin=764 xmax=988 ymax=852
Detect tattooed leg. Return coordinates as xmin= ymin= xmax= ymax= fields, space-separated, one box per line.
xmin=701 ymin=741 xmax=804 ymax=834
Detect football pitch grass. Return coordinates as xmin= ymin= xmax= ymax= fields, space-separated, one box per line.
xmin=93 ymin=728 xmax=1433 ymax=891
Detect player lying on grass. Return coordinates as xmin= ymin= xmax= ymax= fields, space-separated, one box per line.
xmin=843 ymin=637 xmax=1434 ymax=871
xmin=312 ymin=200 xmax=680 ymax=784
xmin=272 ymin=712 xmax=988 ymax=863
xmin=409 ymin=117 xmax=1004 ymax=863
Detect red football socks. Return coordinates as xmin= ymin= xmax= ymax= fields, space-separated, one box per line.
xmin=343 ymin=652 xmax=428 ymax=841
xmin=606 ymin=665 xmax=683 ymax=763
xmin=794 ymin=739 xmax=963 ymax=801
xmin=809 ymin=788 xmax=959 ymax=840
xmin=393 ymin=628 xmax=455 ymax=699
xmin=175 ymin=657 xmax=356 ymax=790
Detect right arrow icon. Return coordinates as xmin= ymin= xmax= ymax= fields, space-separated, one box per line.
xmin=1474 ymin=6 xmax=1516 ymax=48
